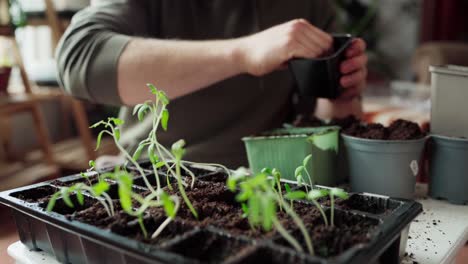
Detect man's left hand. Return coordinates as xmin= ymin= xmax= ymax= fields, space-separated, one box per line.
xmin=338 ymin=38 xmax=368 ymax=101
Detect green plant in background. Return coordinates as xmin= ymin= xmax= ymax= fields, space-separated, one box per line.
xmin=294 ymin=154 xmax=314 ymax=192
xmin=228 ymin=170 xmax=314 ymax=255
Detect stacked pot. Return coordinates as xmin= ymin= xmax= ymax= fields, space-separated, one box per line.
xmin=428 ymin=65 xmax=468 ymax=205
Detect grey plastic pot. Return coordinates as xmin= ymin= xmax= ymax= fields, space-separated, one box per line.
xmin=429 ymin=135 xmax=468 ymax=204
xmin=342 ymin=134 xmax=427 ymax=199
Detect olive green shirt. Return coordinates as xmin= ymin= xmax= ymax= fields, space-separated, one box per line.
xmin=56 ymin=0 xmax=335 ymax=168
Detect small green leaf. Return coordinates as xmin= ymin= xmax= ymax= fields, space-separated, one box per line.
xmin=272 ymin=168 xmax=281 ymax=182
xmin=295 ymin=166 xmax=304 ymax=178
xmin=137 ymin=104 xmax=150 ymax=121
xmin=148 ymin=144 xmax=159 ymax=164
xmin=93 ymin=181 xmax=110 ymax=196
xmin=157 ymin=90 xmax=169 ymax=105
xmin=132 ymin=144 xmax=145 ymax=161
xmin=46 ymin=192 xmax=61 ymax=212
xmin=161 ymin=192 xmax=176 ymax=218
xmin=284 ymin=183 xmax=292 ymax=194
xmin=147 ymin=83 xmax=158 ymax=95
xmin=114 ymin=128 xmax=121 ymax=141
xmin=61 ymin=188 xmax=74 ymax=208
xmin=118 ymin=173 xmax=133 ymax=214
xmin=330 ymin=188 xmax=349 ymax=199
xmin=111 ymin=118 xmax=124 ymax=126
xmin=241 ymin=203 xmax=249 ymax=215
xmin=303 ymin=154 xmax=312 ymax=167
xmin=285 ymin=191 xmax=307 ymax=200
xmin=132 ymin=104 xmax=143 ymax=116
xmin=308 ymin=189 xmax=329 ymax=200
xmin=171 ymin=139 xmax=186 ymax=159
xmin=236 ymin=189 xmax=252 ymax=202
xmin=261 ymin=167 xmax=272 ymax=175
xmin=227 ymin=178 xmax=237 ymax=192
xmin=155 ymin=161 xmax=165 ymax=169
xmin=249 ymin=195 xmax=260 ymax=225
xmin=95 ymin=131 xmax=106 ymax=151
xmin=161 ymin=109 xmax=169 ymax=131
xmin=296 ymin=174 xmax=304 ymax=185
xmin=261 ymin=196 xmax=275 ymax=231
xmin=88 ymin=160 xmax=96 ymax=168
xmin=76 ymin=190 xmax=84 ymax=205
xmin=80 ymin=172 xmax=89 ymax=179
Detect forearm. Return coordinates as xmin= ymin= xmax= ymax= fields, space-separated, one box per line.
xmin=117 ymin=38 xmax=244 ymax=105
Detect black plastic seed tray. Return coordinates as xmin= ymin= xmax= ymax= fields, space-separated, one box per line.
xmin=0 ymin=164 xmax=422 ymax=264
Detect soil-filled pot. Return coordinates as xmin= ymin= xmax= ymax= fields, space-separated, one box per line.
xmin=429 ymin=135 xmax=468 ymax=204
xmin=342 ymin=135 xmax=427 ymax=199
xmin=243 ymin=126 xmax=339 ymax=185
xmin=0 ymin=66 xmax=12 ymax=95
xmin=289 ymin=34 xmax=353 ymax=99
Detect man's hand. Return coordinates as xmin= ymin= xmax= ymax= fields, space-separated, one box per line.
xmin=338 ymin=38 xmax=368 ymax=101
xmin=236 ymin=19 xmax=333 ymax=76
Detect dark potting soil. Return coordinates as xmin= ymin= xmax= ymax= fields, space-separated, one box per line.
xmin=344 ymin=119 xmax=426 ymax=140
xmin=336 ymin=195 xmax=389 ymax=215
xmin=329 ymin=115 xmax=361 ymax=131
xmin=10 ymin=185 xmax=58 ymax=203
xmin=28 ymin=176 xmax=380 ymax=259
xmin=274 ymin=210 xmax=378 ymax=257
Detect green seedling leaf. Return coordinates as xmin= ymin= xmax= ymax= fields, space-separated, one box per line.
xmin=132 ymin=144 xmax=145 ymax=161
xmin=61 ymin=188 xmax=74 ymax=208
xmin=132 ymin=103 xmax=143 ymax=116
xmin=161 ymin=192 xmax=176 ymax=218
xmin=118 ymin=173 xmax=133 ymax=214
xmin=88 ymin=160 xmax=96 ymax=168
xmin=236 ymin=189 xmax=252 ymax=202
xmin=262 ymin=196 xmax=275 ymax=231
xmin=307 ymin=189 xmax=329 ymax=200
xmin=261 ymin=167 xmax=272 ymax=175
xmin=155 ymin=161 xmax=165 ymax=169
xmin=110 ymin=118 xmax=124 ymax=126
xmin=295 ymin=166 xmax=304 ymax=178
xmin=80 ymin=172 xmax=89 ymax=179
xmin=95 ymin=130 xmax=106 ymax=151
xmin=161 ymin=109 xmax=169 ymax=131
xmin=93 ymin=180 xmax=110 ymax=196
xmin=46 ymin=192 xmax=61 ymax=212
xmin=137 ymin=104 xmax=150 ymax=121
xmin=303 ymin=154 xmax=312 ymax=167
xmin=248 ymin=195 xmax=261 ymax=224
xmin=241 ymin=203 xmax=249 ymax=217
xmin=76 ymin=190 xmax=84 ymax=206
xmin=147 ymin=83 xmax=158 ymax=95
xmin=296 ymin=174 xmax=304 ymax=185
xmin=148 ymin=144 xmax=159 ymax=164
xmin=285 ymin=191 xmax=307 ymax=200
xmin=157 ymin=90 xmax=169 ymax=105
xmin=171 ymin=139 xmax=186 ymax=159
xmin=330 ymin=188 xmax=349 ymax=199
xmin=227 ymin=178 xmax=237 ymax=192
xmin=284 ymin=183 xmax=292 ymax=194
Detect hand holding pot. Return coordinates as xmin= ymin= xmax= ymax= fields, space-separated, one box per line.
xmin=338 ymin=38 xmax=368 ymax=101
xmin=237 ymin=19 xmax=333 ymax=76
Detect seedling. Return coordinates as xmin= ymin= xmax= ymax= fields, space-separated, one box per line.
xmin=294 ymin=154 xmax=314 ymax=192
xmin=329 ymin=188 xmax=349 ymax=227
xmin=228 ymin=170 xmax=314 ymax=255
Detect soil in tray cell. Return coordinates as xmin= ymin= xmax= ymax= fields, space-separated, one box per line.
xmin=336 ymin=194 xmax=401 ymax=215
xmin=10 ymin=185 xmax=58 ymax=203
xmin=274 ymin=209 xmax=379 ymax=258
xmin=39 ymin=195 xmax=96 ymax=215
xmin=224 ymin=245 xmax=310 ymax=264
xmin=162 ymin=229 xmax=250 ymax=263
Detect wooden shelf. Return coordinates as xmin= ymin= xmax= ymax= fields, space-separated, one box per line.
xmin=0 ymin=161 xmax=58 ymax=191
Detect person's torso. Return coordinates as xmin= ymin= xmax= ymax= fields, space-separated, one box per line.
xmin=121 ymin=0 xmax=331 ymax=168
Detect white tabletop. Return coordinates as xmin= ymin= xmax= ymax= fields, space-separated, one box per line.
xmin=8 ymin=184 xmax=468 ymax=264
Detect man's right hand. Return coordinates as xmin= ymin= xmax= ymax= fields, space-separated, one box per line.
xmin=236 ymin=19 xmax=333 ymax=76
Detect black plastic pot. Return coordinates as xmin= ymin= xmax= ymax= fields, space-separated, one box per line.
xmin=0 ymin=164 xmax=421 ymax=264
xmin=289 ymin=34 xmax=353 ymax=99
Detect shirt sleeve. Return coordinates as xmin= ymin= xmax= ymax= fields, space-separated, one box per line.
xmin=55 ymin=0 xmax=150 ymax=105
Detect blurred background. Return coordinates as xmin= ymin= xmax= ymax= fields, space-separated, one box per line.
xmin=0 ymin=0 xmax=467 ymax=262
